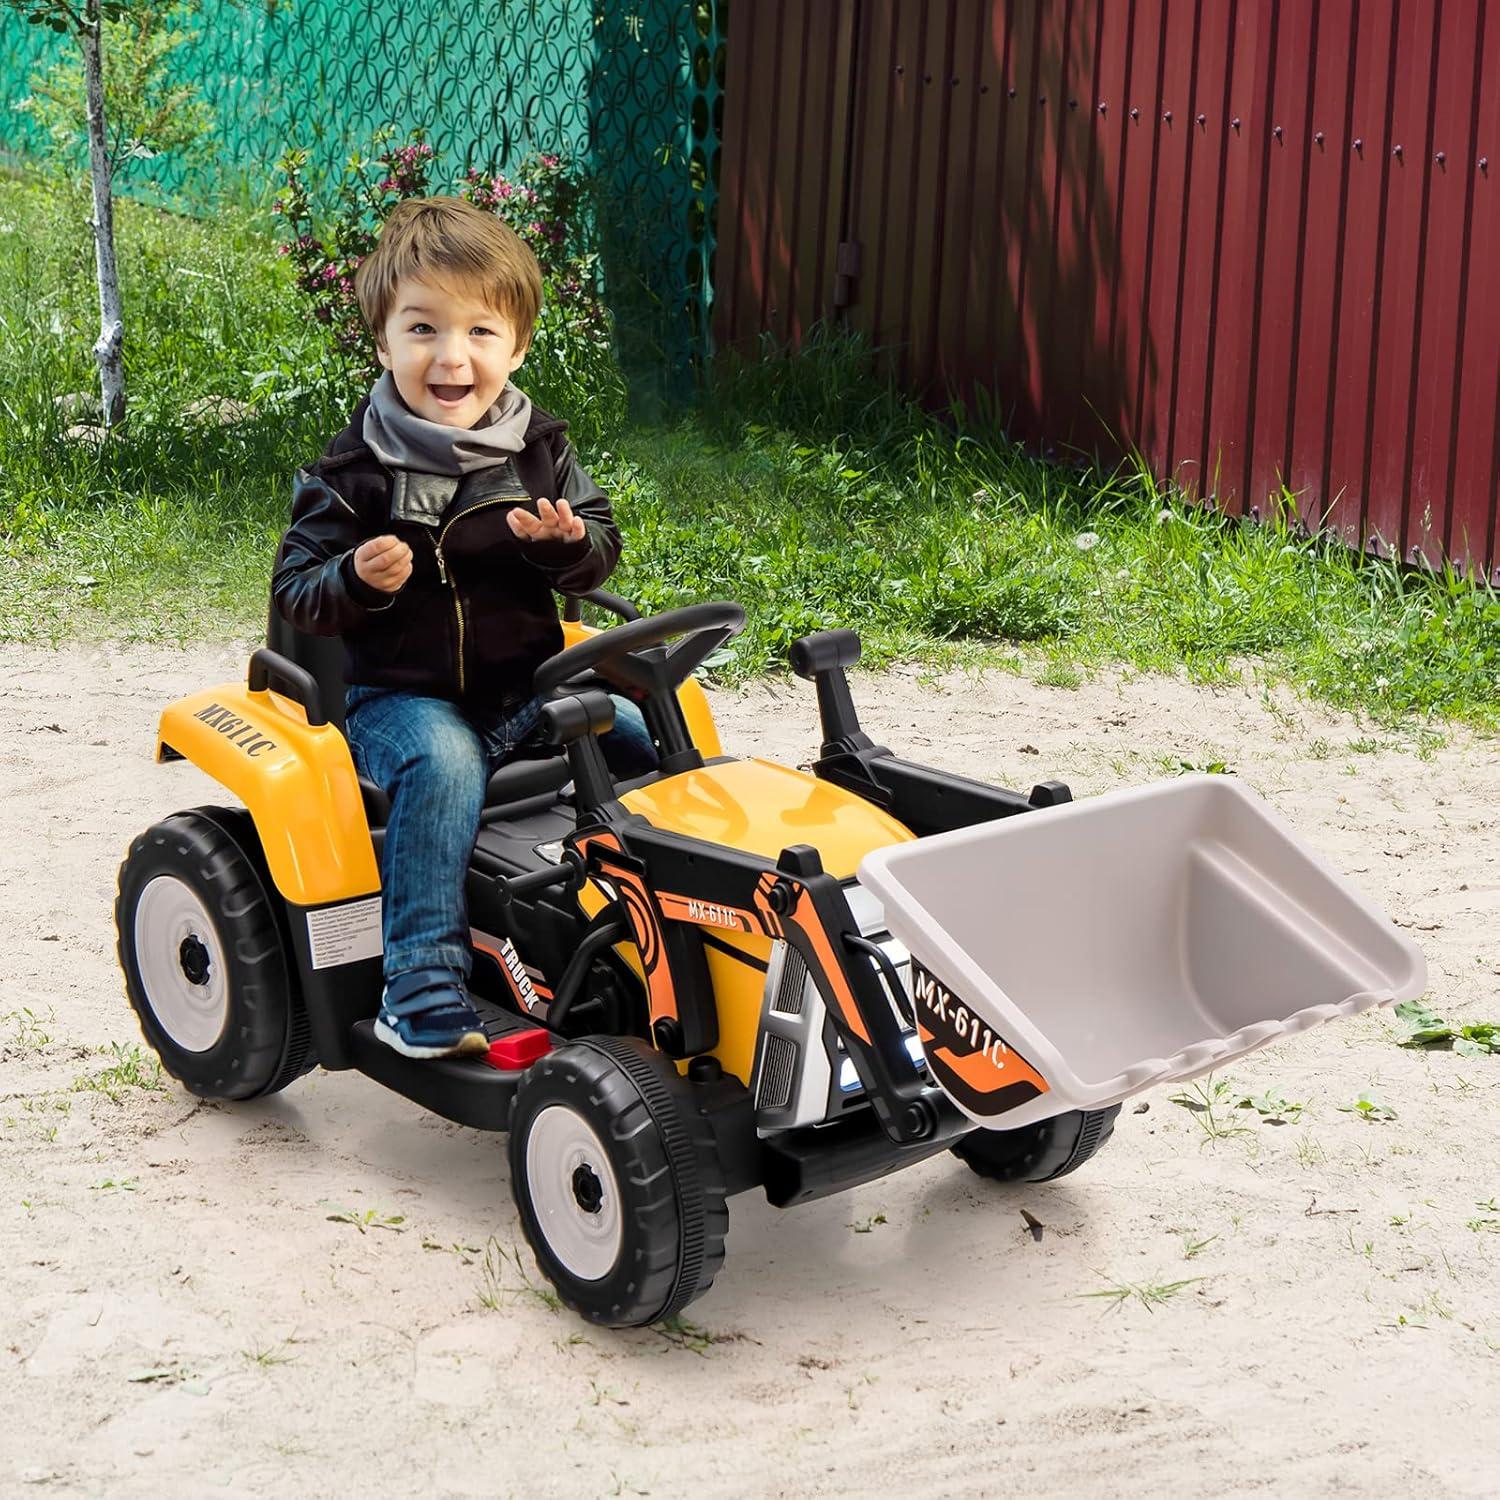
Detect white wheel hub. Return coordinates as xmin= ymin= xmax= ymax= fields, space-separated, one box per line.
xmin=524 ymin=1104 xmax=623 ymax=1281
xmin=133 ymin=874 xmax=230 ymax=1053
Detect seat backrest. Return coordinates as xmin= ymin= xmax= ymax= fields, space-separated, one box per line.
xmin=266 ymin=605 xmax=350 ymax=732
xmin=264 ymin=601 xmax=571 ymax=821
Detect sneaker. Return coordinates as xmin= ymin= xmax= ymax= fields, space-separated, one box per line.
xmin=373 ymin=968 xmax=489 ymax=1060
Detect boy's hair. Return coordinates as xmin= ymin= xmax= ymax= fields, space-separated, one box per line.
xmin=354 ymin=196 xmax=543 ymax=350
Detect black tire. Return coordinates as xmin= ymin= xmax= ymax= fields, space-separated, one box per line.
xmin=951 ymin=1105 xmax=1121 ymax=1183
xmin=508 ymin=1036 xmax=728 ymax=1329
xmin=115 ymin=807 xmax=314 ymax=1100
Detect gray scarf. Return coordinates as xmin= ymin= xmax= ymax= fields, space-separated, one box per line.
xmin=362 ymin=371 xmax=533 ymax=524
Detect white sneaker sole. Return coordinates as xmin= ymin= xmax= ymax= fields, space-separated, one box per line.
xmin=372 ymin=1018 xmax=489 ymax=1060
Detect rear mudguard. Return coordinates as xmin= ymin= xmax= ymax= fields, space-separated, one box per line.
xmin=157 ymin=678 xmax=383 ymax=1068
xmin=157 ymin=680 xmax=377 ymax=906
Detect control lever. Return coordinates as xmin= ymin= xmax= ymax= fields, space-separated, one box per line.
xmin=494 ymin=849 xmax=585 ymax=907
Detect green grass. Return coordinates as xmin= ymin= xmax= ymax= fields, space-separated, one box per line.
xmin=73 ymin=1041 xmax=164 ymax=1101
xmin=2 ymin=171 xmax=1497 ymax=726
xmin=1077 ymin=1273 xmax=1203 ymax=1313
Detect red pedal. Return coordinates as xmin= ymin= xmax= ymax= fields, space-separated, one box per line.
xmin=484 ymin=1029 xmax=552 ymax=1070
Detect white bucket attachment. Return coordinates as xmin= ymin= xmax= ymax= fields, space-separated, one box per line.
xmin=857 ymin=776 xmax=1426 ymax=1130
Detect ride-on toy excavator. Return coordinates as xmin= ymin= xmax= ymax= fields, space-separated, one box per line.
xmin=116 ymin=594 xmax=1425 ymax=1327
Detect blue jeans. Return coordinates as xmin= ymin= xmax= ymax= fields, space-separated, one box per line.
xmin=346 ymin=687 xmax=657 ymax=979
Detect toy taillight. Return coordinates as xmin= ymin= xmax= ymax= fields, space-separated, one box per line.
xmin=484 ymin=1029 xmax=552 ymax=1070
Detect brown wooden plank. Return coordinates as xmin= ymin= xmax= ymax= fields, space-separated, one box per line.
xmin=1111 ymin=0 xmax=1166 ymax=460
xmin=904 ymin=1 xmax=962 ymax=397
xmin=1324 ymin=0 xmax=1400 ymax=549
xmin=1245 ymin=0 xmax=1316 ymax=519
xmin=929 ymin=0 xmax=997 ymax=407
xmin=1285 ymin=0 xmax=1359 ymax=532
xmin=1362 ymin=0 xmax=1441 ymax=559
xmin=1405 ymin=2 xmax=1480 ymax=567
xmin=1447 ymin=0 xmax=1500 ymax=578
xmin=1143 ymin=0 xmax=1200 ymax=478
xmin=1081 ymin=0 xmax=1137 ymax=458
xmin=715 ymin=0 xmax=773 ymax=351
xmin=1168 ymin=0 xmax=1237 ymax=502
xmin=1041 ymin=0 xmax=1106 ymax=451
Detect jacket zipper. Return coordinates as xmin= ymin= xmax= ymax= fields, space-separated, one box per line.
xmin=433 ymin=495 xmax=522 ymax=698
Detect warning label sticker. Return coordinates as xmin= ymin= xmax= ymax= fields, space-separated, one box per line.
xmin=306 ymin=896 xmax=383 ymax=969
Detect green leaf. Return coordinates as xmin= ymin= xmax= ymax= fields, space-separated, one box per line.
xmin=1338 ymin=1093 xmax=1397 ymax=1121
xmin=1458 ymin=1023 xmax=1500 ymax=1052
xmin=1393 ymin=999 xmax=1455 ymax=1046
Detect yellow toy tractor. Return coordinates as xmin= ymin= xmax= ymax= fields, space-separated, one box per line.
xmin=116 ymin=593 xmax=1424 ymax=1327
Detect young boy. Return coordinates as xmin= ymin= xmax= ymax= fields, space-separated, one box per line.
xmin=272 ymin=196 xmax=654 ymax=1060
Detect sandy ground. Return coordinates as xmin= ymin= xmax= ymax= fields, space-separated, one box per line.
xmin=1 ymin=640 xmax=1497 ymax=1499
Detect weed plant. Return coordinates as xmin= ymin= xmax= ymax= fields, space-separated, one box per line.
xmin=2 ymin=172 xmax=1497 ymax=726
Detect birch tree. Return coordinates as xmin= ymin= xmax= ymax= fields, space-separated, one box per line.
xmin=6 ymin=0 xmax=191 ymax=429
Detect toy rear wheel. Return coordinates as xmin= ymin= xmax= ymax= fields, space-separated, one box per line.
xmin=115 ymin=807 xmax=314 ymax=1100
xmin=951 ymin=1105 xmax=1121 ymax=1183
xmin=508 ymin=1036 xmax=728 ymax=1328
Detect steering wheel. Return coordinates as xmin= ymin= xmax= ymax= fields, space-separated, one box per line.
xmin=533 ymin=601 xmax=746 ymax=701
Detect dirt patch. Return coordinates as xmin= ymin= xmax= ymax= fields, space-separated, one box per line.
xmin=2 ymin=641 xmax=1497 ymax=1497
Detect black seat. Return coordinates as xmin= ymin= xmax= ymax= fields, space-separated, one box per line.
xmin=264 ymin=607 xmax=570 ymax=827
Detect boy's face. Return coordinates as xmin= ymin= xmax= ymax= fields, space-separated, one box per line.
xmin=377 ymin=275 xmax=527 ymax=428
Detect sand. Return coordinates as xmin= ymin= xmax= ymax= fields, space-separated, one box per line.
xmin=1 ymin=640 xmax=1497 ymax=1498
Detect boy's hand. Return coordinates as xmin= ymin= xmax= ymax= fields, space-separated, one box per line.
xmin=509 ymin=498 xmax=587 ymax=545
xmin=353 ymin=534 xmax=412 ymax=593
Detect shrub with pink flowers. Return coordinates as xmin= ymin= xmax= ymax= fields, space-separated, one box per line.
xmin=274 ymin=130 xmax=438 ymax=374
xmin=459 ymin=151 xmax=610 ymax=348
xmin=274 ymin=132 xmax=611 ymax=386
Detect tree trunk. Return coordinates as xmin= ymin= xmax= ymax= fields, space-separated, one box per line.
xmin=81 ymin=1 xmax=125 ymax=429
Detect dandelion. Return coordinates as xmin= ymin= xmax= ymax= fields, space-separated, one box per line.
xmin=1074 ymin=531 xmax=1101 ymax=551
xmin=1157 ymin=508 xmax=1173 ymax=524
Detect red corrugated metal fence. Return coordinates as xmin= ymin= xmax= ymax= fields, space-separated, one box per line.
xmin=714 ymin=0 xmax=1500 ymax=581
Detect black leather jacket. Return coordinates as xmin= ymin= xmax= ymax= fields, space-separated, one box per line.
xmin=271 ymin=397 xmax=621 ymax=710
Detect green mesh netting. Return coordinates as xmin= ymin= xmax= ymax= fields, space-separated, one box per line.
xmin=0 ymin=0 xmax=725 ymax=382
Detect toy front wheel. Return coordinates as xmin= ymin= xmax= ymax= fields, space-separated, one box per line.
xmin=508 ymin=1037 xmax=728 ymax=1328
xmin=952 ymin=1105 xmax=1121 ymax=1183
xmin=115 ymin=807 xmax=314 ymax=1100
